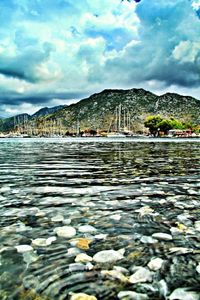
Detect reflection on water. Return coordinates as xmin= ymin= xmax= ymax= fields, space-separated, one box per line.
xmin=0 ymin=138 xmax=200 ymax=300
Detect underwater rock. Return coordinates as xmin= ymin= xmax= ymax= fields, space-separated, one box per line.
xmin=54 ymin=226 xmax=76 ymax=238
xmin=75 ymin=238 xmax=92 ymax=250
xmin=15 ymin=245 xmax=33 ymax=253
xmin=94 ymin=234 xmax=108 ymax=240
xmin=23 ymin=251 xmax=38 ymax=265
xmin=177 ymin=214 xmax=192 ymax=226
xmin=147 ymin=258 xmax=164 ymax=271
xmin=67 ymin=247 xmax=82 ymax=257
xmin=93 ymin=249 xmax=124 ymax=263
xmin=75 ymin=253 xmax=93 ymax=263
xmin=135 ymin=206 xmax=154 ymax=217
xmin=101 ymin=270 xmax=128 ymax=283
xmin=196 ymin=263 xmax=200 ymax=274
xmin=118 ymin=291 xmax=149 ymax=300
xmin=69 ymin=263 xmax=86 ymax=272
xmin=129 ymin=267 xmax=152 ymax=284
xmin=168 ymin=288 xmax=200 ymax=300
xmin=195 ymin=221 xmax=200 ymax=231
xmin=78 ymin=225 xmax=97 ymax=233
xmin=63 ymin=218 xmax=72 ymax=225
xmin=32 ymin=236 xmax=56 ymax=247
xmin=51 ymin=215 xmax=64 ymax=222
xmin=86 ymin=262 xmax=94 ymax=270
xmin=157 ymin=279 xmax=168 ymax=298
xmin=110 ymin=214 xmax=121 ymax=221
xmin=152 ymin=232 xmax=172 ymax=241
xmin=169 ymin=247 xmax=193 ymax=254
xmin=70 ymin=293 xmax=97 ymax=300
xmin=140 ymin=236 xmax=158 ymax=244
xmin=113 ymin=265 xmax=129 ymax=274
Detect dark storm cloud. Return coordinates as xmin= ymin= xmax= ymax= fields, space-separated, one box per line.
xmin=0 ymin=43 xmax=54 ymax=83
xmin=0 ymin=91 xmax=87 ymax=106
xmin=101 ymin=0 xmax=200 ymax=88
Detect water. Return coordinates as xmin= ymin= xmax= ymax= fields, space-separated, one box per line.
xmin=0 ymin=138 xmax=200 ymax=300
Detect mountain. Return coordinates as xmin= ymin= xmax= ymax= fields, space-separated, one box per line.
xmin=1 ymin=88 xmax=200 ymax=133
xmin=48 ymin=88 xmax=200 ymax=131
xmin=32 ymin=105 xmax=67 ymax=118
xmin=0 ymin=105 xmax=66 ymax=132
xmin=0 ymin=114 xmax=30 ymax=132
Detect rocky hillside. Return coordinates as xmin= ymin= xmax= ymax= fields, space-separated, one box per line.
xmin=49 ymin=88 xmax=200 ymax=131
xmin=0 ymin=105 xmax=66 ymax=132
xmin=0 ymin=114 xmax=30 ymax=132
xmin=32 ymin=105 xmax=66 ymax=118
xmin=1 ymin=88 xmax=200 ymax=132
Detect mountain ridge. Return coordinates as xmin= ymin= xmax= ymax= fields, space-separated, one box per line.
xmin=0 ymin=88 xmax=200 ymax=132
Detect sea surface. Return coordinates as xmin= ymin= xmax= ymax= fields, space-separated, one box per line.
xmin=0 ymin=138 xmax=200 ymax=300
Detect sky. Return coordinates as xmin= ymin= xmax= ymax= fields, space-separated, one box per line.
xmin=0 ymin=0 xmax=200 ymax=117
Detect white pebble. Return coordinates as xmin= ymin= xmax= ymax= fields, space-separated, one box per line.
xmin=152 ymin=232 xmax=172 ymax=241
xmin=78 ymin=225 xmax=97 ymax=233
xmin=129 ymin=267 xmax=152 ymax=284
xmin=194 ymin=221 xmax=200 ymax=231
xmin=118 ymin=291 xmax=148 ymax=300
xmin=169 ymin=288 xmax=199 ymax=300
xmin=140 ymin=236 xmax=158 ymax=244
xmin=75 ymin=253 xmax=93 ymax=263
xmin=196 ymin=263 xmax=200 ymax=274
xmin=51 ymin=215 xmax=64 ymax=222
xmin=110 ymin=214 xmax=121 ymax=221
xmin=147 ymin=258 xmax=164 ymax=271
xmin=93 ymin=250 xmax=124 ymax=263
xmin=15 ymin=245 xmax=33 ymax=253
xmin=54 ymin=226 xmax=76 ymax=238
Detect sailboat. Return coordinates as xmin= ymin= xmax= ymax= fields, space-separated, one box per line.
xmin=107 ymin=104 xmax=131 ymax=138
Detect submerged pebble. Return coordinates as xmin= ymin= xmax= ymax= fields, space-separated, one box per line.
xmin=51 ymin=215 xmax=64 ymax=222
xmin=70 ymin=293 xmax=97 ymax=300
xmin=69 ymin=263 xmax=86 ymax=272
xmin=118 ymin=291 xmax=149 ymax=300
xmin=78 ymin=225 xmax=97 ymax=233
xmin=101 ymin=270 xmax=128 ymax=283
xmin=93 ymin=249 xmax=124 ymax=263
xmin=140 ymin=236 xmax=158 ymax=244
xmin=54 ymin=226 xmax=76 ymax=238
xmin=168 ymin=288 xmax=200 ymax=300
xmin=195 ymin=221 xmax=200 ymax=231
xmin=110 ymin=214 xmax=121 ymax=221
xmin=129 ymin=267 xmax=152 ymax=284
xmin=152 ymin=233 xmax=173 ymax=241
xmin=147 ymin=258 xmax=164 ymax=271
xmin=196 ymin=263 xmax=200 ymax=274
xmin=32 ymin=236 xmax=56 ymax=247
xmin=75 ymin=253 xmax=93 ymax=263
xmin=15 ymin=245 xmax=33 ymax=253
xmin=75 ymin=238 xmax=92 ymax=250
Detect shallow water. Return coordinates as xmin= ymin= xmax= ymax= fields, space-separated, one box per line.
xmin=0 ymin=138 xmax=200 ymax=300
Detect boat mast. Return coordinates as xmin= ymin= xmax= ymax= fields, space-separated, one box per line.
xmin=118 ymin=104 xmax=121 ymax=132
xmin=124 ymin=107 xmax=126 ymax=131
xmin=115 ymin=107 xmax=118 ymax=132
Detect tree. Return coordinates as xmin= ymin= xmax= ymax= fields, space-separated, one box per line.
xmin=159 ymin=119 xmax=173 ymax=135
xmin=144 ymin=115 xmax=163 ymax=136
xmin=169 ymin=117 xmax=184 ymax=130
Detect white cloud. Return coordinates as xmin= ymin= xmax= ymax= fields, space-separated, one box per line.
xmin=192 ymin=0 xmax=200 ymax=10
xmin=173 ymin=41 xmax=200 ymax=63
xmin=0 ymin=0 xmax=200 ymax=117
